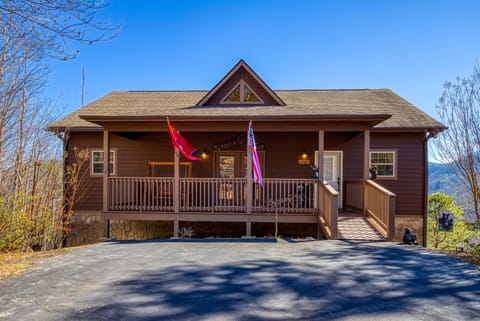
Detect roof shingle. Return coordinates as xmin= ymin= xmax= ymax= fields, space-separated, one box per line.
xmin=48 ymin=89 xmax=443 ymax=130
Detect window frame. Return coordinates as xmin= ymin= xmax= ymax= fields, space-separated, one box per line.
xmin=220 ymin=79 xmax=264 ymax=104
xmin=369 ymin=150 xmax=397 ymax=179
xmin=91 ymin=148 xmax=116 ymax=176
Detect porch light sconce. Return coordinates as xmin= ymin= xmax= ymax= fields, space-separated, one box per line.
xmin=298 ymin=148 xmax=311 ymax=165
xmin=300 ymin=148 xmax=309 ymax=160
xmin=200 ymin=149 xmax=208 ymax=160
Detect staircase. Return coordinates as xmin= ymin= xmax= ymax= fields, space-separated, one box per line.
xmin=337 ymin=210 xmax=386 ymax=241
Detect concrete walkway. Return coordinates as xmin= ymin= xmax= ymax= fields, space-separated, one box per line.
xmin=0 ymin=240 xmax=479 ymax=321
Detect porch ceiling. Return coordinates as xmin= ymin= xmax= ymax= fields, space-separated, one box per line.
xmin=92 ymin=118 xmax=391 ymax=132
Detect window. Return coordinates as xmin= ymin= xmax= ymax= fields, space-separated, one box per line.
xmin=370 ymin=151 xmax=396 ymax=178
xmin=221 ymin=79 xmax=263 ymax=104
xmin=91 ymin=149 xmax=116 ymax=176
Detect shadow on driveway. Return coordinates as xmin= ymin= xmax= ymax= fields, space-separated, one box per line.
xmin=63 ymin=241 xmax=480 ymax=321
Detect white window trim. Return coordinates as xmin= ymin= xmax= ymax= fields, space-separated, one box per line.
xmin=220 ymin=79 xmax=264 ymax=104
xmin=369 ymin=150 xmax=397 ymax=179
xmin=91 ymin=148 xmax=116 ymax=176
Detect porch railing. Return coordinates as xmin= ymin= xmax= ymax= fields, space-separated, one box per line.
xmin=108 ymin=177 xmax=318 ymax=214
xmin=364 ymin=179 xmax=396 ymax=240
xmin=318 ymin=182 xmax=338 ymax=239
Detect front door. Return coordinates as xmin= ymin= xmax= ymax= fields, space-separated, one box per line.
xmin=316 ymin=151 xmax=343 ymax=208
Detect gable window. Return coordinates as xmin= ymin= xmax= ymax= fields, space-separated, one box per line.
xmin=91 ymin=149 xmax=116 ymax=176
xmin=221 ymin=79 xmax=263 ymax=104
xmin=370 ymin=150 xmax=396 ymax=178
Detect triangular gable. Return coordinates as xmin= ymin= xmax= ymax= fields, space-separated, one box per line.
xmin=196 ymin=59 xmax=286 ymax=106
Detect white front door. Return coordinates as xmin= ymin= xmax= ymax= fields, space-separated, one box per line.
xmin=316 ymin=151 xmax=343 ymax=208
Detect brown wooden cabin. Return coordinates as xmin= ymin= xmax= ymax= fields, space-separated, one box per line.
xmin=49 ymin=60 xmax=444 ymax=244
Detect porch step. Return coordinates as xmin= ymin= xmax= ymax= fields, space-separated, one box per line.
xmin=337 ymin=216 xmax=386 ymax=241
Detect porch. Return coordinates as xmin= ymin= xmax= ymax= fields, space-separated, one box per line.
xmin=104 ymin=176 xmax=395 ymax=240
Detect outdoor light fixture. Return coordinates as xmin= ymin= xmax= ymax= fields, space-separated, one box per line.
xmin=300 ymin=148 xmax=309 ymax=160
xmin=200 ymin=149 xmax=208 ymax=160
xmin=298 ymin=148 xmax=311 ymax=165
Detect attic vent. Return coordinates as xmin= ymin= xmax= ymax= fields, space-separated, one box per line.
xmin=221 ymin=79 xmax=263 ymax=104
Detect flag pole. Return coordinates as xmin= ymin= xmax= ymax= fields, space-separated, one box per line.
xmin=246 ymin=121 xmax=253 ymax=216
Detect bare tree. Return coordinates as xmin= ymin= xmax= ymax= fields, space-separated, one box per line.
xmin=0 ymin=1 xmax=117 ymax=250
xmin=0 ymin=0 xmax=119 ymax=60
xmin=434 ymin=64 xmax=480 ymax=222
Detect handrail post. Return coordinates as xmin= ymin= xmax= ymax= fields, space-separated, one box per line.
xmin=388 ymin=195 xmax=396 ymax=241
xmin=331 ymin=191 xmax=338 ymax=239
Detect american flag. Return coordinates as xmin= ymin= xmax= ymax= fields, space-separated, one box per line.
xmin=248 ymin=122 xmax=263 ymax=186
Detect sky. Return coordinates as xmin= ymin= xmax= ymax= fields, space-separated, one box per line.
xmin=46 ymin=0 xmax=480 ymax=124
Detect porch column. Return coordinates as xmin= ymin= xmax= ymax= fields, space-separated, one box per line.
xmin=102 ymin=130 xmax=110 ymax=212
xmin=363 ymin=129 xmax=370 ymax=179
xmin=363 ymin=129 xmax=370 ymax=215
xmin=174 ymin=148 xmax=180 ymax=213
xmin=317 ymin=129 xmax=325 ymax=239
xmin=318 ymin=129 xmax=325 ymax=181
xmin=103 ymin=130 xmax=110 ymax=238
xmin=246 ymin=126 xmax=253 ymax=213
xmin=173 ymin=147 xmax=180 ymax=237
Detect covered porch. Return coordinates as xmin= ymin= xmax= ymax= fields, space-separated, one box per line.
xmin=97 ymin=120 xmax=396 ymax=240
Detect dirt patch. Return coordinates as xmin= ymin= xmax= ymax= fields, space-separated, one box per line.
xmin=0 ymin=247 xmax=81 ymax=280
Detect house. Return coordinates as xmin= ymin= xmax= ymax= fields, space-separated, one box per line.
xmin=48 ymin=60 xmax=444 ymax=245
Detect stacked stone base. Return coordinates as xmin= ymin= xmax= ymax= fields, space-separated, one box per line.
xmin=66 ymin=213 xmax=322 ymax=245
xmin=394 ymin=216 xmax=424 ymax=244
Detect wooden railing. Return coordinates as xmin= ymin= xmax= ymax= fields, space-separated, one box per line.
xmin=318 ymin=182 xmax=338 ymax=239
xmin=109 ymin=177 xmax=174 ymax=212
xmin=252 ymin=178 xmax=318 ymax=214
xmin=364 ymin=179 xmax=396 ymax=240
xmin=108 ymin=177 xmax=319 ymax=214
xmin=180 ymin=178 xmax=247 ymax=212
xmin=345 ymin=180 xmax=364 ymax=210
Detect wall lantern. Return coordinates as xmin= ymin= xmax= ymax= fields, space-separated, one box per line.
xmin=298 ymin=148 xmax=311 ymax=165
xmin=200 ymin=149 xmax=208 ymax=160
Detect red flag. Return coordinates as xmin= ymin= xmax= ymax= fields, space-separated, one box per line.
xmin=167 ymin=120 xmax=201 ymax=161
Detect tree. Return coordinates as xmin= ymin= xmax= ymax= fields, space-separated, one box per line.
xmin=0 ymin=0 xmax=117 ymax=250
xmin=434 ymin=64 xmax=480 ymax=222
xmin=427 ymin=192 xmax=475 ymax=250
xmin=0 ymin=0 xmax=119 ymax=60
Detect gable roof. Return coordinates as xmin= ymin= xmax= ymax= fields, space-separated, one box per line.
xmin=48 ymin=88 xmax=444 ymax=132
xmin=196 ymin=59 xmax=286 ymax=106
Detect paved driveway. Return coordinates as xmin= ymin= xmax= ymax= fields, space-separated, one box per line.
xmin=0 ymin=239 xmax=479 ymax=321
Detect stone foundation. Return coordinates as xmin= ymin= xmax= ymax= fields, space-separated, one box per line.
xmin=394 ymin=216 xmax=424 ymax=244
xmin=67 ymin=215 xmax=323 ymax=244
xmin=110 ymin=220 xmax=174 ymax=240
xmin=66 ymin=212 xmax=104 ymax=246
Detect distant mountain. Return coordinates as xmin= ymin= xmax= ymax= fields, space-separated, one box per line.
xmin=428 ymin=162 xmax=459 ymax=194
xmin=428 ymin=162 xmax=478 ymax=222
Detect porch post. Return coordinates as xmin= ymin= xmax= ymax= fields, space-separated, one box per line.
xmin=318 ymin=129 xmax=324 ymax=181
xmin=363 ymin=129 xmax=370 ymax=179
xmin=173 ymin=147 xmax=180 ymax=237
xmin=246 ymin=126 xmax=253 ymax=214
xmin=317 ymin=129 xmax=325 ymax=239
xmin=174 ymin=148 xmax=180 ymax=213
xmin=103 ymin=129 xmax=110 ymax=238
xmin=363 ymin=130 xmax=370 ymax=215
xmin=102 ymin=130 xmax=110 ymax=212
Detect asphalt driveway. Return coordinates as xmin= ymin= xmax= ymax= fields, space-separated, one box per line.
xmin=0 ymin=239 xmax=479 ymax=321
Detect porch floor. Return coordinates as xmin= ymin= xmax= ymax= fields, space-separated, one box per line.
xmin=337 ymin=210 xmax=386 ymax=241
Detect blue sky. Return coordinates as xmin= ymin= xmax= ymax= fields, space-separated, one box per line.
xmin=46 ymin=0 xmax=480 ymax=122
